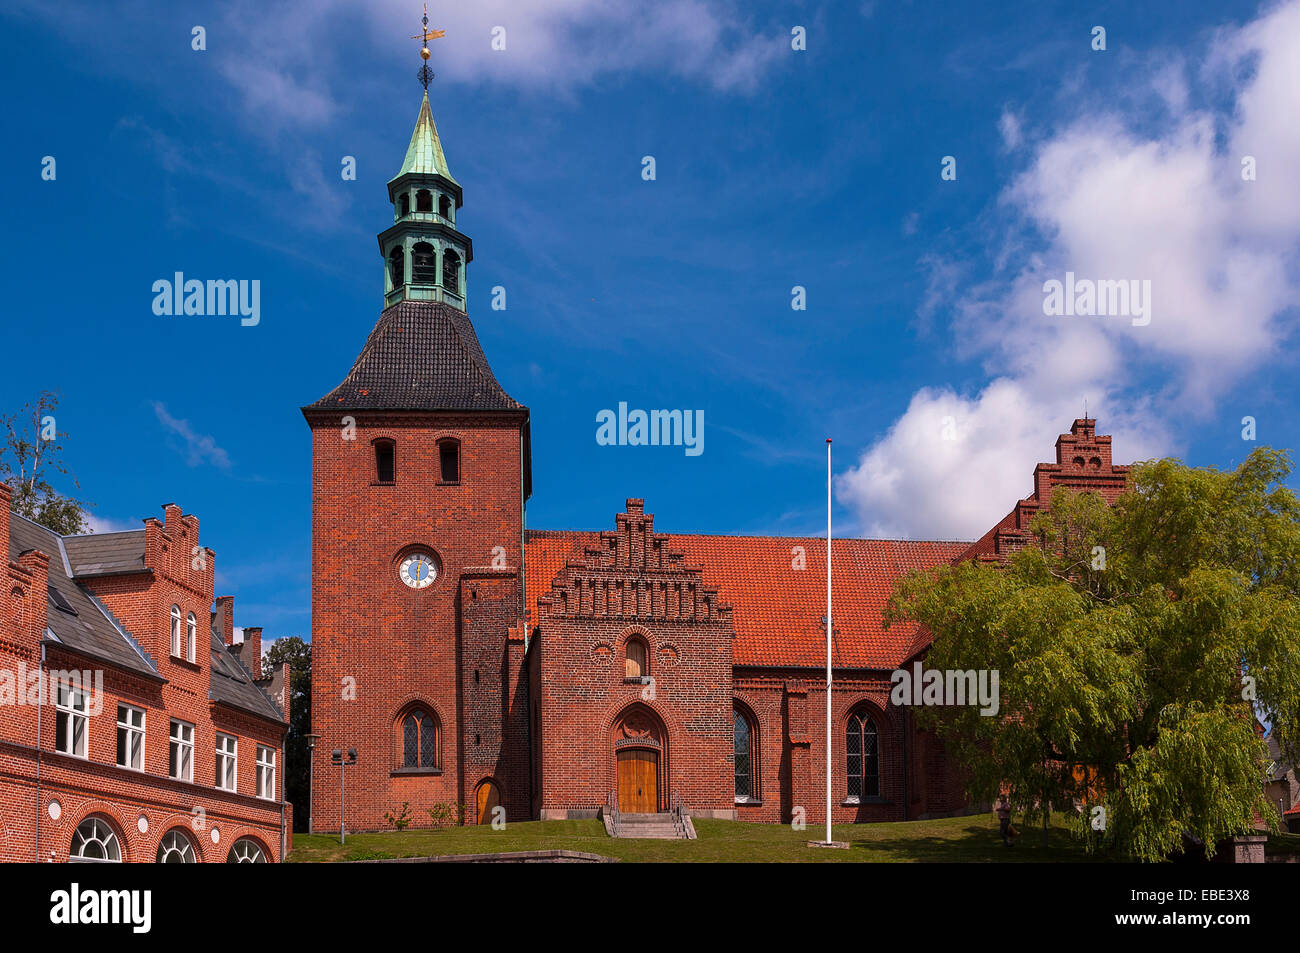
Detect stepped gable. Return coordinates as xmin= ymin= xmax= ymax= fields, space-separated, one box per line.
xmin=535 ymin=499 xmax=732 ymax=627
xmin=958 ymin=417 xmax=1131 ymax=564
xmin=526 ymin=521 xmax=968 ymax=670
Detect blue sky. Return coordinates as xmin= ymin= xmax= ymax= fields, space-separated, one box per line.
xmin=3 ymin=0 xmax=1298 ymax=643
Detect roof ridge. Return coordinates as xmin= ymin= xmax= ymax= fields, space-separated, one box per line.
xmin=526 ymin=527 xmax=972 ymax=545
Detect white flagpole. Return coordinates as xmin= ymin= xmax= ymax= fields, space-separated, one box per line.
xmin=825 ymin=437 xmax=833 ymax=845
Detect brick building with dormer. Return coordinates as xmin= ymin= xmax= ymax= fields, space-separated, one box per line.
xmin=304 ymin=88 xmax=1141 ymax=833
xmin=0 ymin=485 xmax=291 ymax=862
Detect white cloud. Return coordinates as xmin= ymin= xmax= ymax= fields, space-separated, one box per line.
xmin=214 ymin=0 xmax=785 ymax=128
xmin=840 ymin=0 xmax=1300 ymax=540
xmin=84 ymin=513 xmax=140 ymax=535
xmin=151 ymin=402 xmax=233 ymax=471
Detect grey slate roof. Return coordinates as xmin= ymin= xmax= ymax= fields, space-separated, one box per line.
xmin=10 ymin=515 xmax=159 ymax=680
xmin=11 ymin=513 xmax=283 ymax=723
xmin=304 ymin=299 xmax=525 ymax=413
xmin=209 ymin=628 xmax=283 ymax=722
xmin=64 ymin=530 xmax=147 ymax=577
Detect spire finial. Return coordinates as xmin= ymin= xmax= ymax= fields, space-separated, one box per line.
xmin=410 ymin=3 xmax=445 ymax=90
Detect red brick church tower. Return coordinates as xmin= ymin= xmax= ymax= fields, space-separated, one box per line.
xmin=303 ymin=87 xmax=532 ymax=832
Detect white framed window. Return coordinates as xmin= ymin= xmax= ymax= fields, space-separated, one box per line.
xmin=256 ymin=745 xmax=276 ymax=800
xmin=116 ymin=704 xmax=145 ymax=770
xmin=226 ymin=838 xmax=266 ymax=863
xmin=186 ymin=612 xmax=197 ymax=662
xmin=216 ymin=733 xmax=238 ymax=791
xmin=156 ymin=829 xmax=196 ymax=863
xmin=169 ymin=720 xmax=193 ymax=782
xmin=70 ymin=816 xmax=121 ymax=863
xmin=170 ymin=604 xmax=182 ymax=657
xmin=55 ymin=682 xmax=89 ymax=757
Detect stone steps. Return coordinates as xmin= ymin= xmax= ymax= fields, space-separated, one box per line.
xmin=610 ymin=811 xmax=690 ymax=839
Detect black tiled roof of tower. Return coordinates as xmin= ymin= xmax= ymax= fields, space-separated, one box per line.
xmin=305 ymin=299 xmax=525 ymax=412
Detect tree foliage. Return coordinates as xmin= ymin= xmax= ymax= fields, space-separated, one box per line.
xmin=2 ymin=390 xmax=93 ymax=535
xmin=886 ymin=448 xmax=1300 ymax=861
xmin=263 ymin=636 xmax=313 ymax=832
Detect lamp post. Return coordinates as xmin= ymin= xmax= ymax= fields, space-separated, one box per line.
xmin=331 ymin=748 xmax=357 ymax=845
xmin=305 ymin=733 xmax=320 ymax=835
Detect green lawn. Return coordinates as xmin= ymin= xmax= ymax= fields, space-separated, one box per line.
xmin=288 ymin=812 xmax=1104 ymax=863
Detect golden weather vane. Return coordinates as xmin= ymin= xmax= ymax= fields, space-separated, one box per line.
xmin=411 ymin=4 xmax=445 ymax=88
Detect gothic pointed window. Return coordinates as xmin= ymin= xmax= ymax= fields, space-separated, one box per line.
xmin=443 ymin=248 xmax=461 ymax=295
xmin=846 ymin=709 xmax=880 ymax=799
xmin=416 ymin=189 xmax=433 ymax=212
xmin=400 ymin=708 xmax=439 ymax=769
xmin=388 ymin=245 xmax=404 ymax=287
xmin=734 ymin=707 xmax=757 ymax=801
xmin=412 ymin=242 xmax=437 ymax=284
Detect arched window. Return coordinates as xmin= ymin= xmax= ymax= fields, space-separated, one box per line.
xmin=412 ymin=242 xmax=437 ymax=284
xmin=624 ymin=637 xmax=647 ymax=679
xmin=438 ymin=194 xmax=451 ymax=218
xmin=398 ymin=193 xmax=410 ymax=217
xmin=374 ymin=439 xmax=395 ymax=484
xmin=416 ymin=189 xmax=433 ymax=212
xmin=226 ymin=838 xmax=267 ymax=863
xmin=388 ymin=245 xmax=404 ymax=287
xmin=170 ymin=604 xmax=182 ymax=657
xmin=734 ymin=707 xmax=757 ymax=801
xmin=70 ymin=816 xmax=121 ymax=862
xmin=157 ymin=829 xmax=196 ymax=863
xmin=438 ymin=438 xmax=460 ymax=484
xmin=846 ymin=709 xmax=880 ymax=799
xmin=400 ymin=709 xmax=439 ymax=769
xmin=442 ymin=248 xmax=461 ymax=295
xmin=186 ymin=612 xmax=197 ymax=662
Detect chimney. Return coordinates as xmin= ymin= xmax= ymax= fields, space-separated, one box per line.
xmin=215 ymin=595 xmax=235 ymax=645
xmin=242 ymin=626 xmax=263 ymax=677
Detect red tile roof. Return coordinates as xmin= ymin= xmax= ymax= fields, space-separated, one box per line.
xmin=525 ymin=530 xmax=968 ymax=670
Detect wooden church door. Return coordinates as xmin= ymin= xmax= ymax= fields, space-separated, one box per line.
xmin=617 ymin=749 xmax=658 ymax=813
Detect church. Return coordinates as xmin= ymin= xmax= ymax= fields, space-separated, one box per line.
xmin=304 ymin=85 xmax=1133 ymax=834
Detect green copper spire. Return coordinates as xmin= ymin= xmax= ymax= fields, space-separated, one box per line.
xmin=391 ymin=91 xmax=458 ymax=187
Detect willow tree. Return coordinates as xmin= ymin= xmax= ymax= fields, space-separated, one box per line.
xmin=886 ymin=448 xmax=1300 ymax=861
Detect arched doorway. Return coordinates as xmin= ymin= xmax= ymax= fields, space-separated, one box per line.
xmin=474 ymin=779 xmax=501 ymax=825
xmin=617 ymin=749 xmax=658 ymax=813
xmin=612 ymin=705 xmax=665 ymax=813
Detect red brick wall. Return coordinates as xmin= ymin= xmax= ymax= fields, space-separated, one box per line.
xmin=534 ymin=501 xmax=735 ymax=818
xmin=306 ymin=411 xmax=526 ymax=831
xmin=0 ymin=487 xmax=287 ymax=862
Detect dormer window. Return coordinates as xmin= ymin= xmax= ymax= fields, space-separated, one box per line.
xmin=374 ymin=439 xmax=396 ymax=484
xmin=416 ymin=189 xmax=433 ymax=212
xmin=438 ymin=439 xmax=460 ymax=484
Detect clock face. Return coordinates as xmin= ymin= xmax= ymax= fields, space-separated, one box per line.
xmin=399 ymin=552 xmax=438 ymax=589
